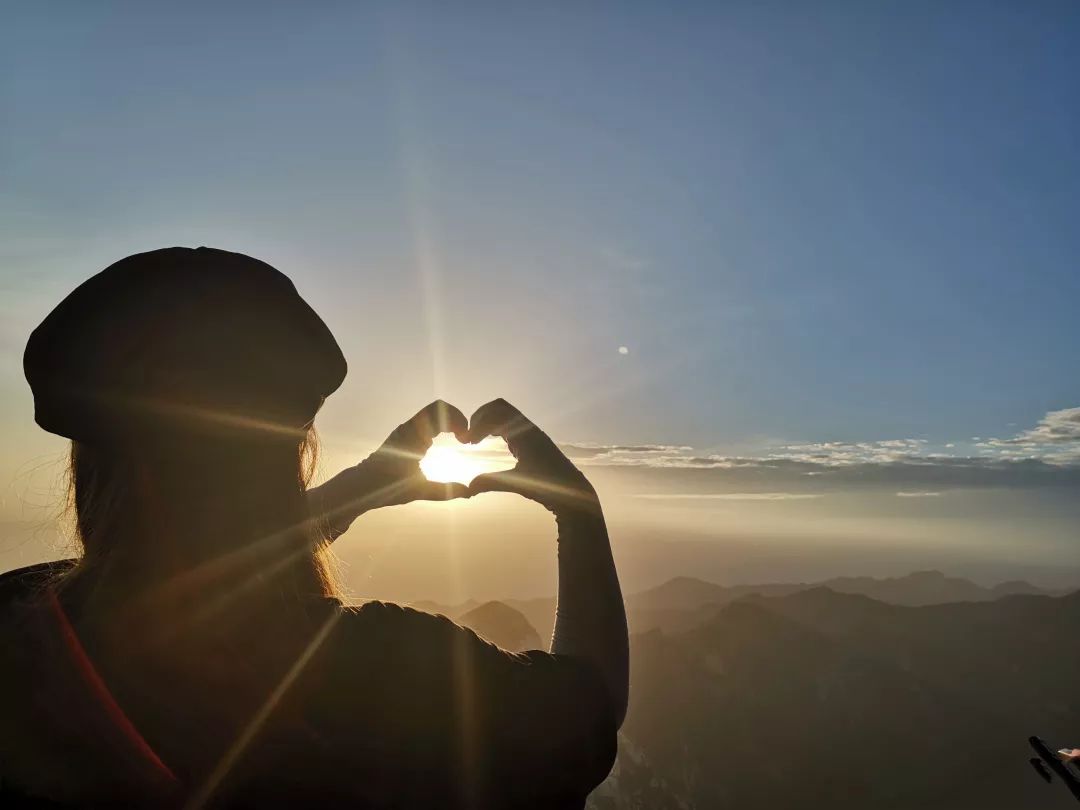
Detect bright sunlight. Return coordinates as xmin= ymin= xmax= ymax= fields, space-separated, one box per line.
xmin=419 ymin=434 xmax=516 ymax=485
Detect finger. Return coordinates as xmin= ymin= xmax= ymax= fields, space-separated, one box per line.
xmin=468 ymin=398 xmax=524 ymax=441
xmin=414 ymin=399 xmax=469 ymax=443
xmin=467 ymin=398 xmax=546 ymax=456
xmin=414 ymin=479 xmax=470 ymax=502
xmin=467 ymin=469 xmax=529 ymax=499
xmin=395 ymin=399 xmax=469 ymax=450
xmin=469 ymin=467 xmax=599 ymax=513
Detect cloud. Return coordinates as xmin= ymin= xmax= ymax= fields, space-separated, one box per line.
xmin=564 ymin=406 xmax=1080 ymax=494
xmin=633 ymin=492 xmax=825 ymax=501
xmin=1010 ymin=407 xmax=1080 ymax=444
xmin=560 ymin=443 xmax=696 ymax=466
xmin=596 ymin=456 xmax=1080 ymax=497
xmin=983 ymin=407 xmax=1080 ymax=464
xmin=765 ymin=438 xmax=930 ymax=466
xmin=562 ymin=443 xmax=691 ymax=455
xmin=896 ymin=491 xmax=942 ymax=498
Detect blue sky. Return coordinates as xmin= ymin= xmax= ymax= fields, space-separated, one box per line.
xmin=4 ymin=3 xmax=1078 ymax=448
xmin=2 ymin=3 xmax=1079 ymax=592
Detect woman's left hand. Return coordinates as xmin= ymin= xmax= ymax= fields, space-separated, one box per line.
xmin=307 ymin=400 xmax=470 ymax=539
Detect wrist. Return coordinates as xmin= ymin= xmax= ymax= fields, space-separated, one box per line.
xmin=346 ymin=459 xmax=386 ymax=516
xmin=314 ymin=462 xmax=378 ymax=529
xmin=554 ymin=491 xmax=604 ymax=526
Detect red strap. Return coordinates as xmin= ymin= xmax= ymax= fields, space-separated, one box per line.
xmin=48 ymin=590 xmax=179 ymax=785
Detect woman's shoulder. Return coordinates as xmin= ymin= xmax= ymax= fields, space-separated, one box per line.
xmin=335 ymin=598 xmax=446 ymax=621
xmin=0 ymin=561 xmax=76 ymax=610
xmin=330 ymin=598 xmax=481 ymax=652
xmin=313 ymin=598 xmax=617 ymax=804
xmin=306 ymin=600 xmax=494 ymax=735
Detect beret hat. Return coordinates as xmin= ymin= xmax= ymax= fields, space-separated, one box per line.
xmin=24 ymin=247 xmax=347 ymax=443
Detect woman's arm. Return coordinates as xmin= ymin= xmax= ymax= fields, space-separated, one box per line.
xmin=467 ymin=399 xmax=629 ymax=727
xmin=550 ymin=508 xmax=628 ymax=727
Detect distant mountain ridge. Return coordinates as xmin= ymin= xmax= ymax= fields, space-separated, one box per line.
xmin=633 ymin=569 xmax=1051 ymax=609
xmin=413 ymin=570 xmax=1057 ymax=643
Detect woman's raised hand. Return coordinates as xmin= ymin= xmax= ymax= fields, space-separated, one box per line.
xmin=466 ymin=399 xmax=600 ymax=518
xmin=308 ymin=400 xmax=470 ymax=538
xmin=357 ymin=399 xmax=472 ymax=509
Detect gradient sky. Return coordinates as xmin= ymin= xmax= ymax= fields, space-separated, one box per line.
xmin=2 ymin=3 xmax=1079 ymax=599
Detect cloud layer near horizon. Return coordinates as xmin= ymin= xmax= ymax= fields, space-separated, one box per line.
xmin=561 ymin=406 xmax=1080 ymax=495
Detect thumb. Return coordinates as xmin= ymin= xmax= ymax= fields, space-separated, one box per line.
xmin=468 ymin=469 xmax=530 ymax=499
xmin=416 ymin=480 xmax=470 ymax=501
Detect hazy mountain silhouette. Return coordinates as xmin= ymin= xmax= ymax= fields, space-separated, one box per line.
xmin=411 ymin=596 xmax=558 ymax=647
xmin=991 ymin=579 xmax=1047 ymax=597
xmin=410 ymin=598 xmax=480 ymax=617
xmin=819 ymin=570 xmax=1049 ymax=605
xmin=418 ymin=571 xmax=1054 ymax=643
xmin=631 ymin=569 xmax=1050 ymax=611
xmin=588 ymin=588 xmax=1080 ymax=809
xmin=455 ymin=600 xmax=543 ymax=652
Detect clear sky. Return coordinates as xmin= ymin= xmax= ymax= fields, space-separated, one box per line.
xmin=2 ymin=3 xmax=1079 ymax=599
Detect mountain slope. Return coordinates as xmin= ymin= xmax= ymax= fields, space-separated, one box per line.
xmin=597 ymin=589 xmax=1080 ymax=809
xmin=456 ymin=600 xmax=543 ymax=652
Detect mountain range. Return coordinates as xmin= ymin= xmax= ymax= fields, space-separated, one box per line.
xmin=417 ymin=572 xmax=1078 ymax=808
xmin=414 ymin=569 xmax=1059 ymax=642
xmin=590 ymin=587 xmax=1080 ymax=809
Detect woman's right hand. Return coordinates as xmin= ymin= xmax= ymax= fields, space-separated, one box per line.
xmin=466 ymin=399 xmax=601 ymax=518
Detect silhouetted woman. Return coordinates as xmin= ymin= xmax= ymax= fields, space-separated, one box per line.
xmin=0 ymin=248 xmax=628 ymax=808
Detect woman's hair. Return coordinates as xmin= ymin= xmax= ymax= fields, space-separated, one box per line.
xmin=62 ymin=429 xmax=339 ymax=609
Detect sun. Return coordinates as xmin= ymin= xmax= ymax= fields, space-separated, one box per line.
xmin=420 ymin=434 xmax=515 ymax=485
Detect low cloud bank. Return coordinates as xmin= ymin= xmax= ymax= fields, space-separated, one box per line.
xmin=561 ymin=406 xmax=1080 ymax=494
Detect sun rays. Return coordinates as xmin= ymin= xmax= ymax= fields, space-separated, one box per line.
xmin=419 ymin=435 xmax=514 ymax=485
